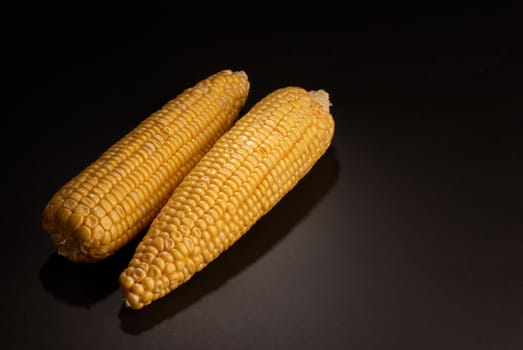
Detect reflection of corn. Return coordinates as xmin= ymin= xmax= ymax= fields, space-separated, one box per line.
xmin=42 ymin=70 xmax=250 ymax=263
xmin=120 ymin=87 xmax=335 ymax=309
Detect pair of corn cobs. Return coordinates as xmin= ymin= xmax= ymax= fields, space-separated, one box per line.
xmin=42 ymin=70 xmax=335 ymax=310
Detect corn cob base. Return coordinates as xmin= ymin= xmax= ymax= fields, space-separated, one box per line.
xmin=119 ymin=86 xmax=335 ymax=309
xmin=42 ymin=70 xmax=249 ymax=262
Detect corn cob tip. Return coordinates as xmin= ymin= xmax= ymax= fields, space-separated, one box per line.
xmin=308 ymin=89 xmax=331 ymax=113
xmin=233 ymin=70 xmax=248 ymax=79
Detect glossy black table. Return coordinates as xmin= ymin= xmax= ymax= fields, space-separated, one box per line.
xmin=4 ymin=13 xmax=522 ymax=350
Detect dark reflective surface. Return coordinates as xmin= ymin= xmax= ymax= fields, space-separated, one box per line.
xmin=3 ymin=13 xmax=523 ymax=350
xmin=39 ymin=234 xmax=142 ymax=307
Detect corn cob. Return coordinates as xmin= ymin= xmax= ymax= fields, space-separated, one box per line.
xmin=42 ymin=70 xmax=250 ymax=263
xmin=119 ymin=86 xmax=335 ymax=309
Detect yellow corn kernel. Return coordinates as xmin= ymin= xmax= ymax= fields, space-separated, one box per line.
xmin=42 ymin=70 xmax=250 ymax=262
xmin=120 ymin=86 xmax=335 ymax=309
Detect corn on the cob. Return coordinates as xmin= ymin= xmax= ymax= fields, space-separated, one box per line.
xmin=119 ymin=86 xmax=335 ymax=309
xmin=42 ymin=70 xmax=250 ymax=263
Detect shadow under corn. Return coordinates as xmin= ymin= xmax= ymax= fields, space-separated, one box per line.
xmin=39 ymin=233 xmax=142 ymax=308
xmin=119 ymin=147 xmax=340 ymax=334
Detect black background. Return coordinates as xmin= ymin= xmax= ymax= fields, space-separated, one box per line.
xmin=3 ymin=6 xmax=523 ymax=350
